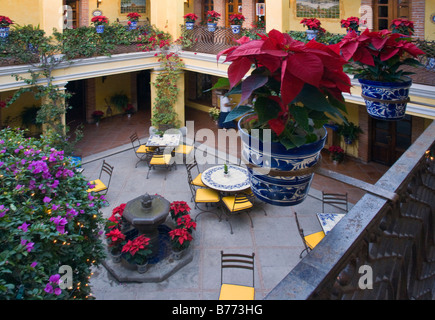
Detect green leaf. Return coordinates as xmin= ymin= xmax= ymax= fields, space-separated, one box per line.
xmin=289 ymin=134 xmax=306 ymax=148
xmin=224 ymin=105 xmax=253 ymax=122
xmin=289 ymin=105 xmax=309 ymax=131
xmin=206 ymin=78 xmax=230 ymax=92
xmin=255 ymin=96 xmax=280 ymax=123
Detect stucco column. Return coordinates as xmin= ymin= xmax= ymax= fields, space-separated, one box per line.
xmin=265 ymin=0 xmax=290 ymax=32
xmin=150 ymin=0 xmax=185 ymax=40
xmin=41 ymin=82 xmax=68 ymax=135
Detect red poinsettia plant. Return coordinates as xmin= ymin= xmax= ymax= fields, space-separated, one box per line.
xmin=214 ymin=29 xmax=351 ymax=149
xmin=169 ymin=200 xmax=191 ymax=220
xmin=390 ymin=18 xmax=414 ymax=36
xmin=0 ymin=16 xmax=13 ymax=28
xmin=206 ymin=10 xmax=221 ymax=23
xmin=328 ymin=145 xmax=344 ymax=162
xmin=341 ymin=16 xmax=359 ymax=33
xmin=229 ymin=14 xmax=245 ymax=25
xmin=121 ymin=234 xmax=152 ymax=265
xmin=105 ymin=229 xmax=126 ymax=252
xmin=300 ymin=18 xmax=325 ymax=33
xmin=335 ymin=29 xmax=425 ymax=82
xmin=169 ymin=227 xmax=193 ymax=251
xmin=183 ymin=13 xmax=198 ymax=23
xmin=127 ymin=12 xmax=141 ymax=22
xmin=91 ymin=15 xmax=109 ymax=26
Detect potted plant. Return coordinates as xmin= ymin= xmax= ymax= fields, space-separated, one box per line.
xmin=328 ymin=145 xmax=344 ymax=164
xmin=169 ymin=227 xmax=193 ymax=260
xmin=169 ymin=200 xmax=191 ymax=221
xmin=215 ymin=30 xmax=351 ymax=206
xmin=336 ymin=29 xmax=425 ymax=120
xmin=127 ymin=12 xmax=141 ymax=30
xmin=208 ymin=106 xmax=220 ymax=124
xmin=341 ymin=16 xmax=360 ymax=35
xmin=105 ymin=228 xmax=126 ymax=263
xmin=91 ymin=110 xmax=104 ymax=124
xmin=229 ymin=14 xmax=245 ymax=34
xmin=91 ymin=15 xmax=109 ymax=33
xmin=390 ymin=18 xmax=414 ymax=36
xmin=0 ymin=15 xmax=13 ymax=39
xmin=183 ymin=13 xmax=198 ymax=30
xmin=124 ymin=103 xmax=135 ymax=118
xmin=300 ymin=18 xmax=325 ymax=40
xmin=121 ymin=234 xmax=152 ymax=273
xmin=336 ymin=120 xmax=363 ymax=145
xmin=110 ymin=92 xmax=129 ymax=112
xmin=206 ymin=10 xmax=221 ymax=32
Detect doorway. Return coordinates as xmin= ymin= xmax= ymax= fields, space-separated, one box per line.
xmin=65 ymin=80 xmax=86 ymax=125
xmin=371 ymin=115 xmax=412 ymax=165
xmin=137 ymin=70 xmax=151 ymax=111
xmin=225 ymin=0 xmax=242 ymax=27
xmin=373 ymin=0 xmax=410 ymax=31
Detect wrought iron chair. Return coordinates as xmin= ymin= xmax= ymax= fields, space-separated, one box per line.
xmin=130 ymin=132 xmax=155 ymax=168
xmin=186 ymin=167 xmax=220 ymax=210
xmin=186 ymin=158 xmax=206 ymax=189
xmin=87 ymin=160 xmax=114 ymax=195
xmin=322 ymin=191 xmax=349 ymax=213
xmin=219 ymin=251 xmax=255 ymax=300
xmin=221 ymin=193 xmax=255 ymax=234
xmin=294 ymin=212 xmax=325 ymax=258
xmin=146 ymin=148 xmax=175 ymax=180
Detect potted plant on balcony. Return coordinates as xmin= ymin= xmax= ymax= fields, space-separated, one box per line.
xmin=229 ymin=14 xmax=245 ymax=34
xmin=91 ymin=15 xmax=109 ymax=34
xmin=390 ymin=18 xmax=414 ymax=36
xmin=336 ymin=120 xmax=363 ymax=145
xmin=127 ymin=12 xmax=141 ymax=30
xmin=91 ymin=110 xmax=104 ymax=125
xmin=206 ymin=10 xmax=221 ymax=32
xmin=336 ymin=29 xmax=425 ymax=120
xmin=121 ymin=234 xmax=152 ymax=273
xmin=341 ymin=16 xmax=360 ymax=35
xmin=300 ymin=18 xmax=325 ymax=40
xmin=0 ymin=15 xmax=13 ymax=39
xmin=214 ymin=30 xmax=351 ymax=206
xmin=183 ymin=13 xmax=198 ymax=30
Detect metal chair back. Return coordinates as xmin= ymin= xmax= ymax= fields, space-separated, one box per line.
xmin=220 ymin=251 xmax=255 ymax=288
xmin=322 ymin=192 xmax=348 ymax=213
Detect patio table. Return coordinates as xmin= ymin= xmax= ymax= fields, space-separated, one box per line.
xmin=316 ymin=213 xmax=345 ymax=235
xmin=201 ymin=164 xmax=250 ymax=192
xmin=146 ymin=133 xmax=181 ymax=148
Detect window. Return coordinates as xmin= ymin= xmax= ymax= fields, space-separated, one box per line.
xmin=296 ymin=0 xmax=340 ymax=19
xmin=121 ymin=0 xmax=146 ymax=14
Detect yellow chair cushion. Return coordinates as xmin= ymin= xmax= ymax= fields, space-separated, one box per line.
xmin=222 ymin=196 xmax=253 ymax=212
xmin=304 ymin=231 xmax=325 ymax=250
xmin=175 ymin=144 xmax=194 ymax=154
xmin=136 ymin=145 xmax=154 ymax=154
xmin=196 ymin=188 xmax=220 ymax=203
xmin=87 ymin=179 xmax=107 ymax=193
xmin=192 ymin=173 xmax=206 ymax=187
xmin=150 ymin=154 xmax=172 ymax=165
xmin=219 ymin=284 xmax=255 ymax=300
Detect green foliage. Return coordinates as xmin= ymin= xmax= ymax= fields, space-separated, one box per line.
xmin=109 ymin=92 xmax=129 ymax=111
xmin=336 ymin=120 xmax=363 ymax=144
xmin=0 ymin=128 xmax=106 ymax=299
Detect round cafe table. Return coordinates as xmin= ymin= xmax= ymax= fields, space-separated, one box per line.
xmin=201 ymin=165 xmax=250 ymax=192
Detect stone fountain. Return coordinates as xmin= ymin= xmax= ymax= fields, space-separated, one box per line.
xmin=103 ymin=193 xmax=193 ymax=283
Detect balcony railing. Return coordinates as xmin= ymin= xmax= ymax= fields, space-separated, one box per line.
xmin=266 ymin=120 xmax=435 ymax=300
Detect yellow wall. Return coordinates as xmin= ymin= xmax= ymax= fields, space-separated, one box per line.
xmin=1 ymin=0 xmax=41 ymax=28
xmin=425 ymin=1 xmax=435 ymax=41
xmin=95 ymin=74 xmax=132 ymax=118
xmin=288 ymin=0 xmax=360 ymax=34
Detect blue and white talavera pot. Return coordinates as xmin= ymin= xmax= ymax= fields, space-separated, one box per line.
xmin=306 ymin=29 xmax=318 ymax=40
xmin=185 ymin=22 xmax=194 ymax=30
xmin=231 ymin=25 xmax=241 ymax=34
xmin=129 ymin=21 xmax=138 ymax=30
xmin=0 ymin=27 xmax=10 ymax=39
xmin=359 ymin=77 xmax=412 ymax=121
xmin=238 ymin=115 xmax=326 ymax=206
xmin=207 ymin=23 xmax=217 ymax=32
xmin=95 ymin=25 xmax=105 ymax=34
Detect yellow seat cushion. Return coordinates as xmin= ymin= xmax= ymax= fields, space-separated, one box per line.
xmin=150 ymin=154 xmax=172 ymax=165
xmin=222 ymin=195 xmax=253 ymax=212
xmin=136 ymin=145 xmax=154 ymax=154
xmin=304 ymin=231 xmax=325 ymax=249
xmin=219 ymin=284 xmax=255 ymax=300
xmin=175 ymin=144 xmax=194 ymax=154
xmin=87 ymin=179 xmax=107 ymax=193
xmin=192 ymin=173 xmax=206 ymax=187
xmin=196 ymin=188 xmax=220 ymax=203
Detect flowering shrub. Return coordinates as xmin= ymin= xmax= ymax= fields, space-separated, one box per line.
xmin=341 ymin=16 xmax=359 ymax=32
xmin=229 ymin=14 xmax=245 ymax=25
xmin=91 ymin=15 xmax=109 ymax=26
xmin=127 ymin=12 xmax=141 ymax=22
xmin=183 ymin=13 xmax=198 ymax=23
xmin=328 ymin=145 xmax=344 ymax=162
xmin=300 ymin=18 xmax=325 ymax=33
xmin=0 ymin=16 xmax=13 ymax=28
xmin=390 ymin=18 xmax=414 ymax=36
xmin=206 ymin=11 xmax=221 ymax=23
xmin=0 ymin=128 xmax=107 ymax=299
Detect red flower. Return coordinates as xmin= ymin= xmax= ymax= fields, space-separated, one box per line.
xmin=183 ymin=13 xmax=198 ymax=22
xmin=122 ymin=235 xmax=150 ymax=256
xmin=127 ymin=12 xmax=141 ymax=21
xmin=206 ymin=10 xmax=221 ymax=23
xmin=300 ymin=18 xmax=323 ymax=31
xmin=170 ymin=201 xmax=191 ymax=219
xmin=176 ymin=215 xmax=197 ymax=231
xmin=169 ymin=227 xmax=193 ymax=246
xmin=0 ymin=16 xmax=13 ymax=28
xmin=105 ymin=229 xmax=125 ymax=246
xmin=229 ymin=14 xmax=245 ymax=25
xmin=390 ymin=18 xmax=414 ymax=36
xmin=341 ymin=16 xmax=359 ymax=32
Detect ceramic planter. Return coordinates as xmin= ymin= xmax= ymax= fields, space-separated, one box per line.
xmin=129 ymin=21 xmax=138 ymax=30
xmin=207 ymin=23 xmax=217 ymax=32
xmin=231 ymin=25 xmax=241 ymax=34
xmin=95 ymin=25 xmax=105 ymax=33
xmin=172 ymin=248 xmax=185 ymax=260
xmin=110 ymin=250 xmax=122 ymax=263
xmin=0 ymin=27 xmax=9 ymax=39
xmin=238 ymin=115 xmax=326 ymax=206
xmin=136 ymin=261 xmax=149 ymax=273
xmin=185 ymin=22 xmax=194 ymax=30
xmin=359 ymin=77 xmax=412 ymax=121
xmin=306 ymin=29 xmax=318 ymax=40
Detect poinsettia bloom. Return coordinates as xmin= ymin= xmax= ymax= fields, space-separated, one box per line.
xmin=169 ymin=227 xmax=193 ymax=245
xmin=105 ymin=229 xmax=125 ymax=245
